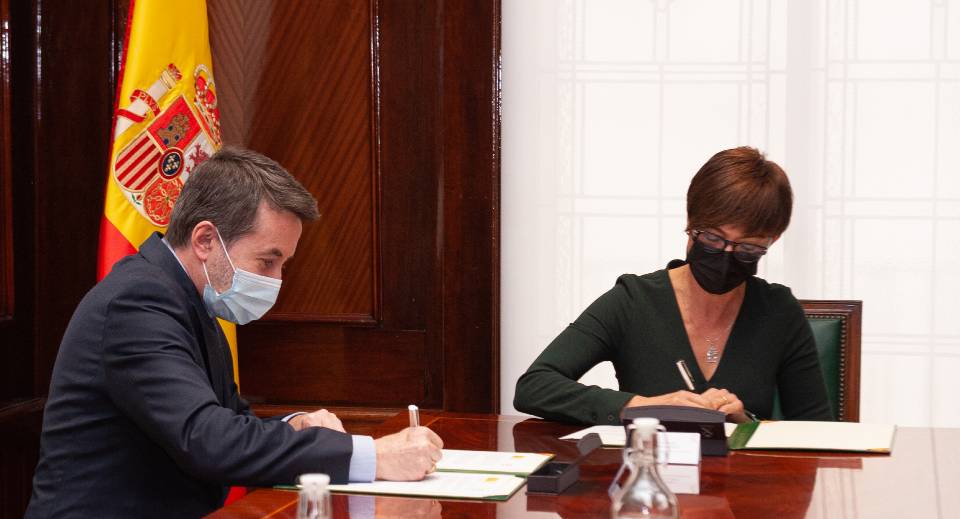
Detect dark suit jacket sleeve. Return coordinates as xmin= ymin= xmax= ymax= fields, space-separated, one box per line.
xmin=101 ymin=276 xmax=354 ymax=486
xmin=221 ymin=351 xmax=287 ymax=424
xmin=216 ymin=334 xmax=260 ymax=420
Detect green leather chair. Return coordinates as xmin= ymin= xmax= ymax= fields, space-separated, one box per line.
xmin=770 ymin=300 xmax=862 ymax=422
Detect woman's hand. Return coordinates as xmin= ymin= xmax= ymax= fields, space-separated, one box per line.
xmin=700 ymin=388 xmax=750 ymax=423
xmin=625 ymin=391 xmax=714 ymax=410
xmin=625 ymin=388 xmax=751 ymax=423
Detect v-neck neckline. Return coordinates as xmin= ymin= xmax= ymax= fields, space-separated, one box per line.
xmin=663 ymin=268 xmax=751 ymax=387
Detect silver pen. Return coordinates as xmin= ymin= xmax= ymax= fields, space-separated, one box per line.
xmin=408 ymin=404 xmax=420 ymax=428
xmin=675 ymin=360 xmax=696 ymax=391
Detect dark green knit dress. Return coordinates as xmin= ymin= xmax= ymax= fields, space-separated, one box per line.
xmin=514 ymin=267 xmax=832 ymax=425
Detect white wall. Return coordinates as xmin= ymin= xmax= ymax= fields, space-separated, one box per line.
xmin=501 ymin=0 xmax=960 ymax=427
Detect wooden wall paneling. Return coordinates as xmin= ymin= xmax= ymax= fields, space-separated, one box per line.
xmin=0 ymin=1 xmax=119 ymax=515
xmin=439 ymin=0 xmax=501 ymax=413
xmin=30 ymin=0 xmax=115 ymax=395
xmin=0 ymin=0 xmax=35 ymax=404
xmin=0 ymin=2 xmax=504 ymax=512
xmin=240 ymin=324 xmax=428 ymax=406
xmin=214 ymin=0 xmax=443 ymax=410
xmin=112 ymin=0 xmax=129 ymax=79
xmin=257 ymin=0 xmax=378 ymax=323
xmin=209 ymin=0 xmax=378 ymax=323
xmin=375 ymin=0 xmax=441 ymax=334
xmin=0 ymin=0 xmax=13 ymax=323
xmin=205 ymin=0 xmax=269 ymax=148
xmin=0 ymin=398 xmax=44 ymax=519
xmin=215 ymin=0 xmax=500 ymax=415
xmin=375 ymin=0 xmax=444 ymax=408
xmin=0 ymin=18 xmax=30 ymax=512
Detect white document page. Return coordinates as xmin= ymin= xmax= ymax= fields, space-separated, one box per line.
xmin=657 ymin=432 xmax=700 ymax=465
xmin=560 ymin=425 xmax=625 ymax=446
xmin=560 ymin=426 xmax=701 ymax=464
xmin=744 ymin=421 xmax=896 ymax=452
xmin=659 ymin=463 xmax=700 ymax=494
xmin=328 ymin=471 xmax=526 ymax=501
xmin=724 ymin=422 xmax=738 ymax=437
xmin=435 ymin=449 xmax=552 ymax=476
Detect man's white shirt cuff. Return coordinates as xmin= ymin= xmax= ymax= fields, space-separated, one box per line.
xmin=349 ymin=435 xmax=376 ymax=482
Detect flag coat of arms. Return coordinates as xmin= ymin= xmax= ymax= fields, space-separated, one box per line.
xmin=99 ymin=0 xmax=237 ymax=380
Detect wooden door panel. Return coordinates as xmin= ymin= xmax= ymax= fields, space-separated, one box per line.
xmin=210 ymin=0 xmax=498 ymax=413
xmin=239 ymin=325 xmax=431 ymax=407
xmin=0 ymin=0 xmax=12 ymax=323
xmin=210 ymin=0 xmax=377 ymax=322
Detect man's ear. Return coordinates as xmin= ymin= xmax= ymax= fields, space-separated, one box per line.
xmin=190 ymin=221 xmax=217 ymax=262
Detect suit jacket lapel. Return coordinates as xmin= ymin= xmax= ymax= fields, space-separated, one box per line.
xmin=139 ymin=232 xmax=231 ymax=405
xmin=200 ymin=318 xmax=231 ymax=405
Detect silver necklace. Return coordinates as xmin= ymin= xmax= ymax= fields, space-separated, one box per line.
xmin=703 ymin=321 xmax=733 ymax=364
xmin=675 ymin=279 xmax=736 ymax=365
xmin=705 ymin=336 xmax=722 ymax=363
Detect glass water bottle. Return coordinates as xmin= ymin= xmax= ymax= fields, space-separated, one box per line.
xmin=297 ymin=473 xmax=332 ymax=519
xmin=610 ymin=417 xmax=679 ymax=518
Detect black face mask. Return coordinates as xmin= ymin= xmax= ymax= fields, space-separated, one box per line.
xmin=685 ymin=239 xmax=758 ymax=294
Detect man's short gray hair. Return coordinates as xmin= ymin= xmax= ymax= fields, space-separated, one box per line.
xmin=165 ymin=147 xmax=319 ymax=247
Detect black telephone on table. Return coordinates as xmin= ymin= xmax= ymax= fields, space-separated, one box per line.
xmin=621 ymin=405 xmax=728 ymax=456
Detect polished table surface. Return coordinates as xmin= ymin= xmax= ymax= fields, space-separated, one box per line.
xmin=208 ymin=412 xmax=960 ymax=518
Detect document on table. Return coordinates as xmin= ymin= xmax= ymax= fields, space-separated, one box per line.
xmin=727 ymin=421 xmax=896 ymax=453
xmin=436 ymin=449 xmax=553 ymax=476
xmin=560 ymin=426 xmax=701 ymax=464
xmin=327 ymin=471 xmax=526 ymax=501
xmin=659 ymin=463 xmax=700 ymax=494
xmin=310 ymin=449 xmax=552 ymax=500
xmin=724 ymin=422 xmax=737 ymax=436
xmin=561 ymin=425 xmax=626 ymax=447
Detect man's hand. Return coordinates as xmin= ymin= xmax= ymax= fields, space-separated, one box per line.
xmin=287 ymin=409 xmax=345 ymax=433
xmin=374 ymin=427 xmax=443 ymax=481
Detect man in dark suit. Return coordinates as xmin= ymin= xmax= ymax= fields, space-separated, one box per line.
xmin=26 ymin=148 xmax=442 ymax=518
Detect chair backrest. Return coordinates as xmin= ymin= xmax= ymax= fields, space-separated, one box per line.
xmin=770 ymin=300 xmax=862 ymax=422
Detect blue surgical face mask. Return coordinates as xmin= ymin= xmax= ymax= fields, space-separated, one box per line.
xmin=202 ymin=228 xmax=281 ymax=325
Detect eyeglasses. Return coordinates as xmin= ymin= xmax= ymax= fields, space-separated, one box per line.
xmin=688 ymin=229 xmax=769 ymax=263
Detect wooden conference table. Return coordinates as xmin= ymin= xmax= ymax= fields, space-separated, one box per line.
xmin=210 ymin=412 xmax=960 ymax=518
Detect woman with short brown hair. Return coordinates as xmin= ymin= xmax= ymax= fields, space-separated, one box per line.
xmin=514 ymin=147 xmax=831 ymax=424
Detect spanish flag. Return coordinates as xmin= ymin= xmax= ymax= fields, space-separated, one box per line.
xmin=100 ymin=0 xmax=247 ymax=505
xmin=98 ymin=1 xmax=238 ymax=385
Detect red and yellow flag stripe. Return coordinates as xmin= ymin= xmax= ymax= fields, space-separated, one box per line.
xmin=98 ymin=0 xmax=238 ymax=380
